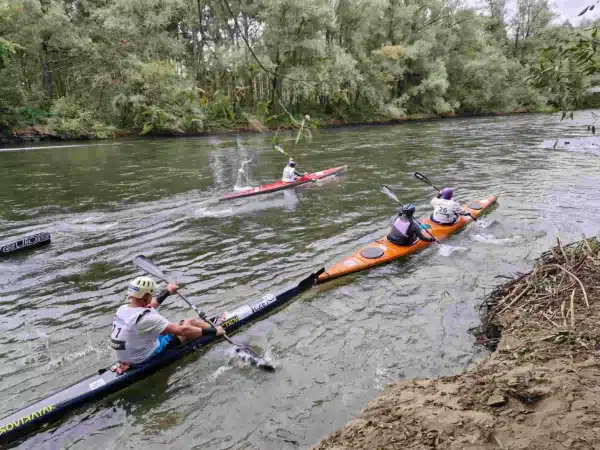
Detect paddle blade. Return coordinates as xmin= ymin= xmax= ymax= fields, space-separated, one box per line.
xmin=380 ymin=184 xmax=401 ymax=205
xmin=414 ymin=172 xmax=432 ymax=185
xmin=133 ymin=255 xmax=168 ymax=282
xmin=234 ymin=345 xmax=276 ymax=372
xmin=274 ymin=144 xmax=287 ymax=156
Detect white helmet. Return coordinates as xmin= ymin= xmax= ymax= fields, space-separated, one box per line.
xmin=128 ymin=276 xmax=157 ymax=299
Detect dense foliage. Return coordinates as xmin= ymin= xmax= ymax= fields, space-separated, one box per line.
xmin=0 ymin=0 xmax=599 ymax=137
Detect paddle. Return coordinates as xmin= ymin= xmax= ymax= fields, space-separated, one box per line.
xmin=414 ymin=172 xmax=441 ymax=192
xmin=379 ymin=184 xmax=440 ymax=245
xmin=132 ymin=255 xmax=275 ymax=372
xmin=273 ymin=144 xmax=308 ymax=177
xmin=413 ymin=172 xmax=477 ymax=222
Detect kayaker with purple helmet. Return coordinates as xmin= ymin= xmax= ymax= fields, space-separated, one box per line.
xmin=430 ymin=187 xmax=471 ymax=225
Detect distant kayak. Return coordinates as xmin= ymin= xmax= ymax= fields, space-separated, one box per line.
xmin=0 ymin=232 xmax=51 ymax=257
xmin=317 ymin=195 xmax=498 ymax=283
xmin=219 ymin=166 xmax=348 ymax=201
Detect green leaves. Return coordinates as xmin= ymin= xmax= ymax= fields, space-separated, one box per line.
xmin=0 ymin=0 xmax=596 ymax=134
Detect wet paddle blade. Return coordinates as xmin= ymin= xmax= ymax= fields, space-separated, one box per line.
xmin=274 ymin=144 xmax=289 ymax=158
xmin=414 ymin=172 xmax=431 ymax=185
xmin=414 ymin=172 xmax=440 ymax=191
xmin=133 ymin=255 xmax=168 ymax=282
xmin=380 ymin=184 xmax=402 ymax=205
xmin=234 ymin=345 xmax=276 ymax=372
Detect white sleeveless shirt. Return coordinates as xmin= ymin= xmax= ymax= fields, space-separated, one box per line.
xmin=282 ymin=166 xmax=296 ymax=182
xmin=111 ymin=305 xmax=169 ymax=364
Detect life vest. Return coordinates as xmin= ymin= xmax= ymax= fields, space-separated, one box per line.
xmin=388 ymin=217 xmax=412 ymax=245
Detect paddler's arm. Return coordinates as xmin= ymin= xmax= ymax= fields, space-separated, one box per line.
xmin=162 ymin=322 xmax=225 ymax=339
xmin=150 ymin=283 xmax=180 ymax=309
xmin=411 ymin=221 xmax=436 ymax=242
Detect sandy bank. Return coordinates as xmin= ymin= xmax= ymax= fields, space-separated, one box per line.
xmin=312 ymin=237 xmax=600 ymax=450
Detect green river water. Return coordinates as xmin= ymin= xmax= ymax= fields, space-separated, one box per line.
xmin=1 ymin=111 xmax=599 ymax=449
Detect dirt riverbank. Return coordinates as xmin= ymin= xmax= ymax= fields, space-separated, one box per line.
xmin=312 ymin=237 xmax=600 ymax=450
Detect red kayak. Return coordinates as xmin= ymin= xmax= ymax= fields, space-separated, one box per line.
xmin=219 ymin=165 xmax=348 ymax=201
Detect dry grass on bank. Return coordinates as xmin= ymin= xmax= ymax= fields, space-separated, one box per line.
xmin=312 ymin=237 xmax=600 ymax=450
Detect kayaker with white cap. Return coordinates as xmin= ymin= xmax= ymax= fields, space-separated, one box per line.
xmin=110 ymin=276 xmax=224 ymax=366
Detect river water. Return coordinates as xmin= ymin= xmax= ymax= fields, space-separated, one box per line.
xmin=1 ymin=111 xmax=599 ymax=449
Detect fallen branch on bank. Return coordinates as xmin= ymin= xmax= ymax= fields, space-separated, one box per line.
xmin=472 ymin=236 xmax=600 ymax=350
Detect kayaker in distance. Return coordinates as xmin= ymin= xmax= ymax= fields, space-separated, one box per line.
xmin=111 ymin=276 xmax=225 ymax=367
xmin=387 ymin=204 xmax=436 ymax=246
xmin=431 ymin=187 xmax=471 ymax=225
xmin=282 ymin=159 xmax=305 ymax=182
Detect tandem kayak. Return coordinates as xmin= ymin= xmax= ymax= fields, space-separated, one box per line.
xmin=0 ymin=268 xmax=323 ymax=445
xmin=317 ymin=195 xmax=498 ymax=284
xmin=219 ymin=165 xmax=348 ymax=201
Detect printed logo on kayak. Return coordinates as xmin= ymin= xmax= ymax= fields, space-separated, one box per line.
xmin=219 ymin=316 xmax=240 ymax=328
xmin=249 ymin=293 xmax=277 ymax=314
xmin=89 ymin=379 xmax=106 ymax=390
xmin=0 ymin=404 xmax=56 ymax=435
xmin=1 ymin=232 xmax=50 ymax=253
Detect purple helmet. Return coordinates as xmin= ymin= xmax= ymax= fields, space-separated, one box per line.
xmin=440 ymin=187 xmax=453 ymax=200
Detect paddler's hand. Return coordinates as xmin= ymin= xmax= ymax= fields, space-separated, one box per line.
xmin=216 ymin=326 xmax=225 ymax=336
xmin=167 ymin=283 xmax=179 ymax=294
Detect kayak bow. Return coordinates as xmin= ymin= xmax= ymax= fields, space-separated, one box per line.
xmin=219 ymin=165 xmax=348 ymax=201
xmin=0 ymin=268 xmax=322 ymax=445
xmin=317 ymin=195 xmax=498 ymax=284
xmin=0 ymin=232 xmax=51 ymax=257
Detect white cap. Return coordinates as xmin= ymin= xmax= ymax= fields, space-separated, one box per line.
xmin=128 ymin=276 xmax=157 ymax=299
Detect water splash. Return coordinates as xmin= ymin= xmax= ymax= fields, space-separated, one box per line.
xmin=195 ymin=206 xmax=234 ymax=218
xmin=234 ymin=158 xmax=253 ymax=191
xmin=471 ymin=233 xmax=525 ymax=245
xmin=208 ymin=365 xmax=233 ymax=382
xmin=437 ymin=244 xmax=469 ymax=256
xmin=472 ymin=218 xmax=495 ymax=229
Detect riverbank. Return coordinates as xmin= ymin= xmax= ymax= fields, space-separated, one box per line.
xmin=0 ymin=108 xmax=544 ymax=146
xmin=312 ymin=236 xmax=600 ymax=450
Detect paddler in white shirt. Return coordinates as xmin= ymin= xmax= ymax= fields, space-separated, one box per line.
xmin=111 ymin=276 xmax=224 ymax=367
xmin=430 ymin=187 xmax=473 ymax=225
xmin=281 ymin=159 xmax=305 ymax=182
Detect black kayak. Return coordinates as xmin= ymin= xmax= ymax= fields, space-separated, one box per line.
xmin=0 ymin=232 xmax=51 ymax=257
xmin=0 ymin=268 xmax=322 ymax=445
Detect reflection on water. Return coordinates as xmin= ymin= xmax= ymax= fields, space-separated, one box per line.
xmin=1 ymin=110 xmax=600 ymax=449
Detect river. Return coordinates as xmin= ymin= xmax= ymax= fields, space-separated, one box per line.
xmin=1 ymin=111 xmax=599 ymax=449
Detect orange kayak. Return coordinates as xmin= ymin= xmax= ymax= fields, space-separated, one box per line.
xmin=317 ymin=195 xmax=498 ymax=284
